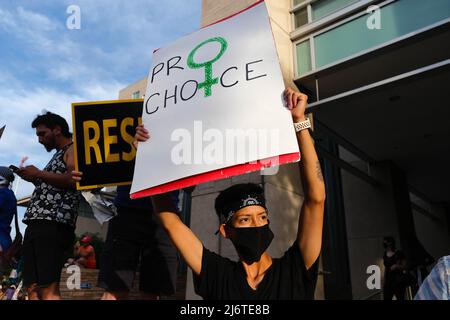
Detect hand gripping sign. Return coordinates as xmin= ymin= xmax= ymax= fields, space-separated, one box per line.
xmin=130 ymin=1 xmax=300 ymax=199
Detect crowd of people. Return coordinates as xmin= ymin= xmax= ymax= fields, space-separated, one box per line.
xmin=1 ymin=87 xmax=448 ymax=300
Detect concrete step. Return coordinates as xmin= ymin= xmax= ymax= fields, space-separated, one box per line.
xmin=59 ymin=267 xmax=186 ymax=300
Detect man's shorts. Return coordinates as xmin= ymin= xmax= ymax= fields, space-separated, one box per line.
xmin=97 ymin=206 xmax=178 ymax=295
xmin=22 ymin=220 xmax=75 ymax=288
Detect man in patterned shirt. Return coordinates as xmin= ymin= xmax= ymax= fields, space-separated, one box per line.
xmin=17 ymin=112 xmax=81 ymax=300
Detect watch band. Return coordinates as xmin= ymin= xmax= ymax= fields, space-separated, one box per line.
xmin=294 ymin=118 xmax=311 ymax=132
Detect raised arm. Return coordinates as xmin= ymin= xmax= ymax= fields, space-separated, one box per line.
xmin=134 ymin=124 xmax=204 ymax=275
xmin=151 ymin=193 xmax=204 ymax=275
xmin=285 ymin=88 xmax=326 ymax=270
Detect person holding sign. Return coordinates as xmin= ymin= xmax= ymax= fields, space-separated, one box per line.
xmin=134 ymin=87 xmax=325 ymax=299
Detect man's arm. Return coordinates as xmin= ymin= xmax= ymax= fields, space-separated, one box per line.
xmin=285 ymin=88 xmax=326 ymax=270
xmin=134 ymin=124 xmax=204 ymax=276
xmin=151 ymin=193 xmax=204 ymax=275
xmin=17 ymin=145 xmax=76 ymax=189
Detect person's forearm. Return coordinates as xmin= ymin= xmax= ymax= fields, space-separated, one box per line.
xmin=151 ymin=192 xmax=204 ymax=275
xmin=295 ymin=117 xmax=326 ymax=269
xmin=296 ymin=124 xmax=326 ymax=203
xmin=38 ymin=171 xmax=76 ymax=189
xmin=151 ymin=193 xmax=182 ymax=228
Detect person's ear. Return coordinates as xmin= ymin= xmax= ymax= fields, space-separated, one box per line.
xmin=219 ymin=224 xmax=229 ymax=238
xmin=52 ymin=125 xmax=62 ymax=136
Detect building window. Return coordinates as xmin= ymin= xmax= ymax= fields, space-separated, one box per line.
xmin=132 ymin=91 xmax=140 ymax=99
xmin=295 ymin=0 xmax=450 ymax=75
xmin=294 ymin=7 xmax=309 ymax=28
xmin=292 ymin=0 xmax=358 ymax=30
xmin=314 ymin=0 xmax=450 ymax=69
xmin=296 ymin=39 xmax=312 ymax=75
xmin=311 ymin=0 xmax=357 ymax=21
xmin=292 ymin=0 xmax=310 ymax=29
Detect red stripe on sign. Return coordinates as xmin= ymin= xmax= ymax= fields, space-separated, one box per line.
xmin=130 ymin=152 xmax=300 ymax=199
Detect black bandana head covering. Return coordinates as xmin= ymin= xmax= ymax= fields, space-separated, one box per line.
xmin=215 ymin=183 xmax=266 ymax=226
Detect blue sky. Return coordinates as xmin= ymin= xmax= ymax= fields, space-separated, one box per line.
xmin=0 ymin=0 xmax=201 ymax=235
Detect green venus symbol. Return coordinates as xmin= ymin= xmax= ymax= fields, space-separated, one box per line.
xmin=187 ymin=37 xmax=228 ymax=97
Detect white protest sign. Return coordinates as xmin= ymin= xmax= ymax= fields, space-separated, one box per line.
xmin=131 ymin=1 xmax=299 ymax=198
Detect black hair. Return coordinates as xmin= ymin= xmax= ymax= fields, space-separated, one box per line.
xmin=0 ymin=166 xmax=15 ymax=184
xmin=31 ymin=112 xmax=71 ymax=138
xmin=214 ymin=183 xmax=265 ymax=223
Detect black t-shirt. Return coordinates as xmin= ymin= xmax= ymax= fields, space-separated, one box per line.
xmin=194 ymin=241 xmax=318 ymax=300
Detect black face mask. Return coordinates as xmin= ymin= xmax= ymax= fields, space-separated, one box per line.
xmin=226 ymin=224 xmax=274 ymax=264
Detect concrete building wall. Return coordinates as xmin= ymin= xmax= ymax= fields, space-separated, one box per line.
xmin=339 ymin=151 xmax=400 ymax=299
xmin=75 ymin=216 xmax=108 ymax=240
xmin=201 ymin=0 xmax=258 ymax=27
xmin=118 ymin=77 xmax=147 ymax=99
xmin=411 ymin=196 xmax=450 ymax=259
xmin=263 ymin=0 xmax=296 ymax=88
